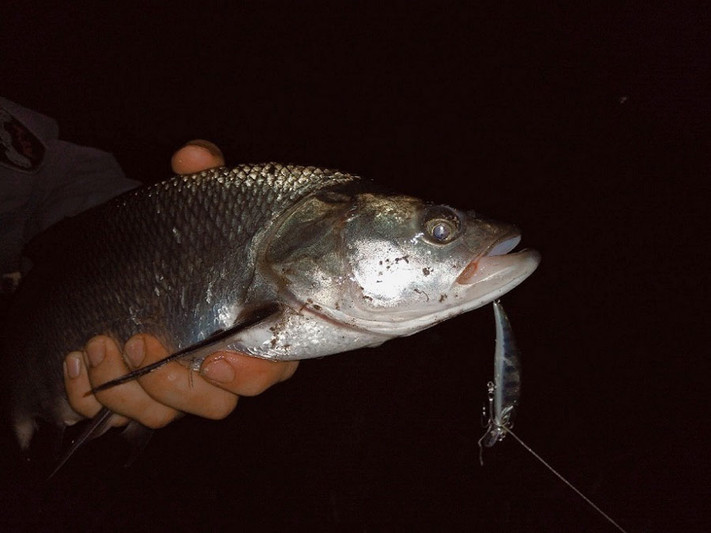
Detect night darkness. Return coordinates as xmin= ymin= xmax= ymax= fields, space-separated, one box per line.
xmin=1 ymin=4 xmax=708 ymax=531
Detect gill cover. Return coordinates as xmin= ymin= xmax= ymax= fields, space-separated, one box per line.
xmin=262 ymin=190 xmax=354 ymax=299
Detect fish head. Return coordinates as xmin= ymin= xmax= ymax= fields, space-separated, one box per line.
xmin=262 ymin=191 xmax=540 ymax=338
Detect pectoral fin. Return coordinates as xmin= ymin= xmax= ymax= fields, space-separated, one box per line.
xmin=49 ymin=407 xmax=115 ymax=479
xmin=89 ymin=303 xmax=282 ymax=395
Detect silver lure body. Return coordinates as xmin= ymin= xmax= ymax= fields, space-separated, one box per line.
xmin=479 ymin=300 xmax=521 ymax=449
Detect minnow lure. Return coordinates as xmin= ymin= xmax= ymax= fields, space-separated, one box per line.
xmin=479 ymin=300 xmax=628 ymax=533
xmin=478 ymin=300 xmax=520 ymax=454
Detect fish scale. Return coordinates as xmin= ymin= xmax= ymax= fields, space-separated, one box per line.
xmin=4 ymin=164 xmax=359 ymax=446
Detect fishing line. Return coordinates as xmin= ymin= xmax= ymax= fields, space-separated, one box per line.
xmin=481 ymin=300 xmax=628 ymax=532
xmin=501 ymin=427 xmax=629 ymax=533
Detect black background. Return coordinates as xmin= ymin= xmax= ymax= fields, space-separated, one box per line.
xmin=1 ymin=3 xmax=708 ymax=531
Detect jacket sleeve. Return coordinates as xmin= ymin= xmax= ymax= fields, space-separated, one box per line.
xmin=0 ymin=97 xmax=140 ymax=274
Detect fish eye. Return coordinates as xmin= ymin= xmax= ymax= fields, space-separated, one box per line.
xmin=423 ymin=206 xmax=462 ymax=244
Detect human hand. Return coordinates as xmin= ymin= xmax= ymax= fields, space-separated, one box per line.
xmin=63 ymin=141 xmax=299 ymax=428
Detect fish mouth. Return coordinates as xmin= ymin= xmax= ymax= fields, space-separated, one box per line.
xmin=456 ymin=233 xmax=535 ymax=286
xmin=450 ymin=230 xmax=540 ymax=312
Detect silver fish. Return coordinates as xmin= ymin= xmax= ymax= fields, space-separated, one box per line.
xmin=3 ymin=163 xmax=540 ymax=450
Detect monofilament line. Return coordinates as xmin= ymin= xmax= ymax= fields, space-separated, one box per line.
xmin=504 ymin=427 xmax=628 ymax=533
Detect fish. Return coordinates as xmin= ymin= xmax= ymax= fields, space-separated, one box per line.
xmin=2 ymin=163 xmax=540 ymax=452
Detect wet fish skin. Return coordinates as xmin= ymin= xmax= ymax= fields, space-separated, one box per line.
xmin=3 ymin=163 xmax=540 ymax=449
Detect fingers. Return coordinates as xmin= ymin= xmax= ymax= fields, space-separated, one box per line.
xmin=170 ymin=140 xmax=225 ymax=174
xmin=201 ymin=352 xmax=299 ymax=397
xmin=126 ymin=335 xmax=239 ymax=420
xmin=64 ymin=351 xmax=103 ymax=418
xmin=82 ymin=336 xmax=180 ymax=429
xmin=65 ymin=335 xmax=299 ymax=428
xmin=64 ymin=349 xmax=131 ymax=428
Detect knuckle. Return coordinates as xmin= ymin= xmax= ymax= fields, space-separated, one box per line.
xmin=136 ymin=409 xmax=176 ymax=429
xmin=202 ymin=396 xmax=238 ymax=420
xmin=142 ymin=365 xmax=184 ymax=391
xmin=67 ymin=396 xmax=98 ymax=419
xmin=279 ymin=361 xmax=299 ymax=382
xmin=241 ymin=375 xmax=274 ymax=396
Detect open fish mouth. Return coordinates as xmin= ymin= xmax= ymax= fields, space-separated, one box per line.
xmin=456 ymin=233 xmax=535 ymax=286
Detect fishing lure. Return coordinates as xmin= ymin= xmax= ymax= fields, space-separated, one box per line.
xmin=478 ymin=300 xmax=520 ymax=455
xmin=479 ymin=300 xmax=628 ymax=533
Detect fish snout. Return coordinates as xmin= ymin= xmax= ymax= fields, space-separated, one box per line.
xmin=456 ymin=231 xmax=538 ymax=286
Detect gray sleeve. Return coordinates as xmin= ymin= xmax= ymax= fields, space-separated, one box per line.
xmin=22 ymin=139 xmax=141 ymax=243
xmin=0 ymin=96 xmax=58 ymax=141
xmin=0 ymin=97 xmax=141 ymax=274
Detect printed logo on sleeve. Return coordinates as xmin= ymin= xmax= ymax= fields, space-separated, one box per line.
xmin=0 ymin=105 xmax=45 ymax=172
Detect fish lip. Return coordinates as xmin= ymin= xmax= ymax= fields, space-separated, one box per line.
xmin=456 ymin=232 xmax=524 ymax=285
xmin=486 ymin=233 xmax=522 ymax=257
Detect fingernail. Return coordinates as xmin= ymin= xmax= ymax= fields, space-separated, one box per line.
xmin=185 ymin=139 xmax=223 ymax=159
xmin=65 ymin=352 xmax=82 ymax=379
xmin=86 ymin=338 xmax=105 ymax=368
xmin=201 ymin=359 xmax=235 ymax=383
xmin=125 ymin=337 xmax=145 ymax=368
